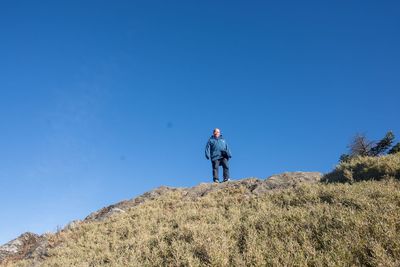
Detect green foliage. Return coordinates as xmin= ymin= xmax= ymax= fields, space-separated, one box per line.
xmin=12 ymin=179 xmax=400 ymax=267
xmin=389 ymin=142 xmax=400 ymax=154
xmin=324 ymin=153 xmax=400 ymax=183
xmin=370 ymin=131 xmax=395 ymax=156
xmin=339 ymin=153 xmax=351 ymax=163
xmin=340 ymin=131 xmax=398 ymax=162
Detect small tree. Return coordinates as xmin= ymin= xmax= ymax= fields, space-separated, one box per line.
xmin=349 ymin=133 xmax=374 ymax=157
xmin=339 ymin=131 xmax=398 ymax=162
xmin=370 ymin=131 xmax=394 ymax=156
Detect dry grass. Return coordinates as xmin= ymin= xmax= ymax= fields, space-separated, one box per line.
xmin=322 ymin=152 xmax=400 ymax=183
xmin=12 ymin=179 xmax=400 ymax=267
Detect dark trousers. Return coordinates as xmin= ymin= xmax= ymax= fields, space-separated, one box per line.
xmin=212 ymin=158 xmax=230 ymax=181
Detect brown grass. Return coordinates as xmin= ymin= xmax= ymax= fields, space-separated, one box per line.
xmin=322 ymin=152 xmax=400 ymax=183
xmin=11 ymin=179 xmax=400 ymax=267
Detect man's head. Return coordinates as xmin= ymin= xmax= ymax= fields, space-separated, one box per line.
xmin=213 ymin=128 xmax=221 ymax=138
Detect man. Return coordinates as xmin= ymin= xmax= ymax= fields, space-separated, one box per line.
xmin=205 ymin=128 xmax=232 ymax=183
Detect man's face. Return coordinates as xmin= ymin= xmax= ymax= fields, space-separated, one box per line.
xmin=213 ymin=129 xmax=221 ymax=138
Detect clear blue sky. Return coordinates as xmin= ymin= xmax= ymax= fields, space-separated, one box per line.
xmin=1 ymin=0 xmax=399 ymax=244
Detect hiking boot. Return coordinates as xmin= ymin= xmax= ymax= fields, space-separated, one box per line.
xmin=222 ymin=178 xmax=231 ymax=182
xmin=213 ymin=180 xmax=219 ymax=184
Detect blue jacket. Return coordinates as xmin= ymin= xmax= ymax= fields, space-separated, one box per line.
xmin=205 ymin=135 xmax=232 ymax=161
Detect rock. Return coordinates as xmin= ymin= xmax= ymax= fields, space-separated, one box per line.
xmin=0 ymin=232 xmax=42 ymax=264
xmin=252 ymin=171 xmax=322 ymax=195
xmin=182 ymin=172 xmax=322 ymax=198
xmin=84 ymin=186 xmax=179 ymax=222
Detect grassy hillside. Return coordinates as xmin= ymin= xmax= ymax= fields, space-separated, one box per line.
xmin=11 ymin=179 xmax=400 ymax=266
xmin=4 ymin=153 xmax=400 ymax=266
xmin=322 ymin=152 xmax=400 ymax=183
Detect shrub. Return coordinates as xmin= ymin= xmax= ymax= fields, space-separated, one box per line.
xmin=323 ymin=153 xmax=400 ymax=183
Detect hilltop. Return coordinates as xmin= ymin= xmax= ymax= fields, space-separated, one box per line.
xmin=1 ymin=172 xmax=321 ymax=266
xmin=1 ymin=161 xmax=400 ymax=266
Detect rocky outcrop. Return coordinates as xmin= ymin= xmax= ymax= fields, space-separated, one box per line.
xmin=83 ymin=186 xmax=180 ymax=222
xmin=84 ymin=172 xmax=322 ymax=222
xmin=252 ymin=171 xmax=322 ymax=194
xmin=0 ymin=232 xmax=45 ymax=264
xmin=0 ymin=172 xmax=322 ymax=265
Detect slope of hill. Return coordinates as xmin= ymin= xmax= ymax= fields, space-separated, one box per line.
xmin=2 ymin=170 xmax=400 ymax=266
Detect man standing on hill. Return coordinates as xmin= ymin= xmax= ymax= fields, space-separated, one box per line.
xmin=205 ymin=128 xmax=232 ymax=183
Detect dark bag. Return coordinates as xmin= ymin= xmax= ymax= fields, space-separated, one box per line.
xmin=221 ymin=150 xmax=229 ymax=159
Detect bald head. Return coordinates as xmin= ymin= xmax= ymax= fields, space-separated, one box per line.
xmin=213 ymin=128 xmax=221 ymax=138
